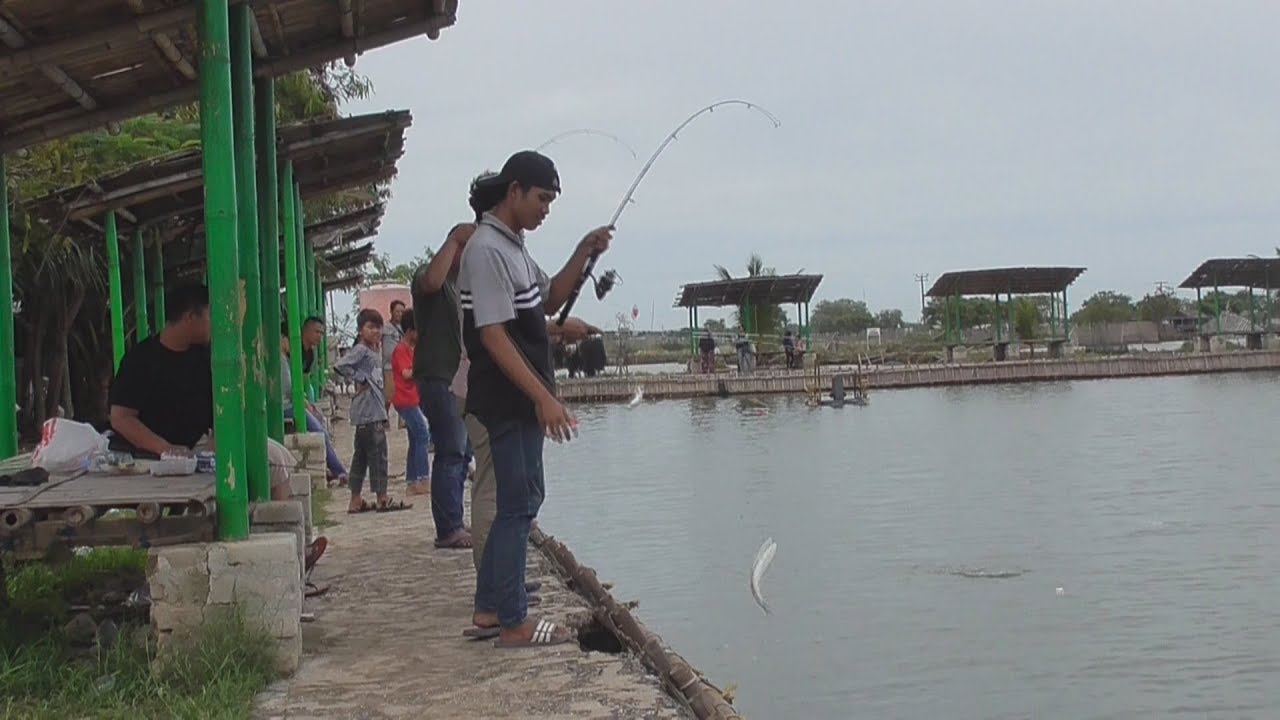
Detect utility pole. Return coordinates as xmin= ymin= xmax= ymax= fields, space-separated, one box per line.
xmin=1154 ymin=281 xmax=1172 ymax=296
xmin=915 ymin=273 xmax=930 ymax=315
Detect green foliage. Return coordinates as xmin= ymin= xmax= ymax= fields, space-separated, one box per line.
xmin=703 ymin=318 xmax=727 ymax=333
xmin=1072 ymin=291 xmax=1136 ymax=325
xmin=876 ymin=308 xmax=904 ymax=329
xmin=922 ymin=296 xmax=1000 ymax=330
xmin=363 ymin=250 xmax=433 ymax=287
xmin=713 ymin=254 xmax=788 ymax=336
xmin=1135 ymin=291 xmax=1187 ymax=324
xmin=1014 ymin=298 xmax=1042 ymax=339
xmin=812 ymin=298 xmax=876 ymax=333
xmin=12 ymin=62 xmax=376 ymax=438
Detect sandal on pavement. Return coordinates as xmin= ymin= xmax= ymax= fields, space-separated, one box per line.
xmin=493 ymin=619 xmax=574 ymax=649
xmin=376 ymin=499 xmax=412 ymax=513
xmin=434 ymin=529 xmax=473 ymax=549
xmin=462 ymin=625 xmax=501 ymax=640
xmin=347 ymin=499 xmax=374 ymax=514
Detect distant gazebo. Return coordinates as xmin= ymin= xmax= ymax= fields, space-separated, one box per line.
xmin=674 ymin=274 xmax=823 ymax=355
xmin=926 ymin=266 xmax=1085 ymax=361
xmin=1178 ymin=257 xmax=1280 ymax=350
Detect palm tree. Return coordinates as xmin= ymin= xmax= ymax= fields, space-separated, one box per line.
xmin=713 ymin=253 xmax=786 ymax=338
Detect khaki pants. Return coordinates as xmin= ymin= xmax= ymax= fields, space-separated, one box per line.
xmin=194 ymin=436 xmax=297 ymax=501
xmin=464 ymin=412 xmax=495 ymax=572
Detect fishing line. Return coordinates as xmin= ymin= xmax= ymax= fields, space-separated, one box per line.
xmin=555 ymin=99 xmax=782 ymax=325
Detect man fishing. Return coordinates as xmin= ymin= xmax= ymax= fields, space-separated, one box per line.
xmin=459 ymin=150 xmax=611 ymax=648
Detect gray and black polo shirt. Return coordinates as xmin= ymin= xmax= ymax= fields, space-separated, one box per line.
xmin=458 ymin=213 xmax=553 ymax=423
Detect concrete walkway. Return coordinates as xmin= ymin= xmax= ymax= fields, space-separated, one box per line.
xmin=255 ymin=408 xmax=685 ymax=720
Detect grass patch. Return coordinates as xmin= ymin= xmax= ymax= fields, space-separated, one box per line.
xmin=2 ymin=550 xmax=277 ymax=720
xmin=312 ymin=485 xmax=335 ymax=530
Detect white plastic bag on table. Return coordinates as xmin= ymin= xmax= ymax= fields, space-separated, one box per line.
xmin=32 ymin=418 xmax=109 ymax=473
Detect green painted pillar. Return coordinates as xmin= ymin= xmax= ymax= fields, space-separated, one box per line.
xmin=232 ymin=3 xmax=269 ymax=504
xmin=282 ymin=163 xmax=307 ymax=432
xmin=1213 ymin=277 xmax=1222 ymax=336
xmin=994 ymin=294 xmax=1002 ymax=343
xmin=0 ymin=156 xmax=17 ymax=458
xmin=131 ymin=229 xmax=149 ymax=342
xmin=256 ymin=77 xmax=284 ymax=443
xmin=150 ymin=236 xmax=166 ymax=326
xmin=200 ymin=0 xmax=249 ymax=541
xmin=105 ymin=211 xmax=126 ymax=370
xmin=1061 ymin=288 xmax=1070 ymax=343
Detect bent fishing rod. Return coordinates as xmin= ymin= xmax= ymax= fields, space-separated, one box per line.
xmin=554 ymin=99 xmax=782 ymax=325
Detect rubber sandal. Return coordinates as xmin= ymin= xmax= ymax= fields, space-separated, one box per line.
xmin=304 ymin=536 xmax=328 ymax=572
xmin=305 ymin=581 xmax=330 ymax=598
xmin=376 ymin=499 xmax=412 ymax=513
xmin=347 ymin=500 xmax=374 ymax=514
xmin=493 ymin=619 xmax=574 ymax=649
xmin=525 ymin=581 xmax=542 ymax=593
xmin=434 ymin=530 xmax=473 ymax=549
xmin=527 ymin=594 xmax=542 ymax=607
xmin=462 ymin=625 xmax=501 ymax=640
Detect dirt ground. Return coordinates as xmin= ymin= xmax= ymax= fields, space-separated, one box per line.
xmin=253 ymin=405 xmax=687 ymax=720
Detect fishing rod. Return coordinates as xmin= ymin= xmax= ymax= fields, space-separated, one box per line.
xmin=535 ymin=128 xmax=638 ymax=159
xmin=554 ymin=99 xmax=782 ymax=325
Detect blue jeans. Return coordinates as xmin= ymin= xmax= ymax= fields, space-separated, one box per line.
xmin=473 ymin=417 xmax=544 ymax=630
xmin=417 ymin=378 xmax=469 ymax=540
xmin=297 ymin=408 xmax=347 ymax=478
xmin=396 ymin=406 xmax=431 ymax=484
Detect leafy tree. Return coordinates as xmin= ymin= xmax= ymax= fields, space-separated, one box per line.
xmin=713 ymin=253 xmax=787 ymax=337
xmin=875 ymin=308 xmax=904 ymax=330
xmin=1135 ymin=291 xmax=1186 ymax=324
xmin=1013 ymin=298 xmax=1041 ymax=340
xmin=1071 ymin=291 xmax=1136 ymax=325
xmin=811 ymin=298 xmax=876 ymax=333
xmin=703 ymin=318 xmax=727 ymax=333
xmin=921 ymin=296 xmax=998 ymax=330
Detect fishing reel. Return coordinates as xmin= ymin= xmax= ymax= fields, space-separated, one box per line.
xmin=591 ymin=268 xmax=622 ymax=300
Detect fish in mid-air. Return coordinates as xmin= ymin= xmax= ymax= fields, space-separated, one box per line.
xmin=750 ymin=537 xmax=777 ymax=614
xmin=627 ymin=387 xmax=644 ymax=408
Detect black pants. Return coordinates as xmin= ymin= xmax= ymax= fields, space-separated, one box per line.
xmin=349 ymin=422 xmax=388 ymax=497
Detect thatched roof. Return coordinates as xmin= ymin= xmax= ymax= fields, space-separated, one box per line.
xmin=0 ymin=0 xmax=456 ymax=151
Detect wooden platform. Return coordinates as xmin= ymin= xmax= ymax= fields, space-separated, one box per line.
xmin=0 ymin=466 xmax=217 ymax=560
xmin=557 ymin=350 xmax=1280 ymax=402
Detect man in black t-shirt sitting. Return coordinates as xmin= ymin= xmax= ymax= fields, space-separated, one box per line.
xmin=109 ymin=284 xmax=296 ymax=500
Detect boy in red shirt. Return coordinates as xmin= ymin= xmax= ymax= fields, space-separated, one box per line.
xmin=392 ymin=309 xmax=431 ymax=495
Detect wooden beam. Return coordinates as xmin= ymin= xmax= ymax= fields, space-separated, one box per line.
xmin=0 ymin=18 xmax=99 ymax=110
xmin=0 ymin=4 xmax=197 ymax=75
xmin=125 ymin=0 xmax=198 ymax=81
xmin=252 ymin=13 xmax=455 ymax=79
xmin=68 ymin=170 xmax=205 ymax=220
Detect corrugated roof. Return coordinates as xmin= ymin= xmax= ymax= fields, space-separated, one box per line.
xmin=1178 ymin=258 xmax=1280 ymax=289
xmin=926 ymin=267 xmax=1086 ymax=297
xmin=673 ymin=274 xmax=824 ymax=308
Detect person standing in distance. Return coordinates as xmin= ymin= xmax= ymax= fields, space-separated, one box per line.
xmin=460 ymin=150 xmax=611 ymax=647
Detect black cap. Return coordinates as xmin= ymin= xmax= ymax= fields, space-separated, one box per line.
xmin=474 ymin=150 xmax=561 ymax=194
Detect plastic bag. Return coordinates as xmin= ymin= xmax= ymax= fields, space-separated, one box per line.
xmin=32 ymin=418 xmax=109 ymax=473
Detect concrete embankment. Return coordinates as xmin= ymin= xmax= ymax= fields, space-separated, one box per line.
xmin=557 ymin=351 xmax=1280 ymax=402
xmin=256 ymin=401 xmax=727 ymax=719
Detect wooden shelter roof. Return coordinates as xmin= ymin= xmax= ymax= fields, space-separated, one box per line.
xmin=162 ymin=200 xmax=384 ymax=274
xmin=1178 ymin=258 xmax=1280 ymax=290
xmin=322 ymin=271 xmax=364 ymax=293
xmin=926 ymin=267 xmax=1086 ymax=297
xmin=23 ymin=110 xmax=410 ymax=237
xmin=0 ymin=0 xmax=456 ymax=151
xmin=674 ymin=274 xmax=824 ymax=308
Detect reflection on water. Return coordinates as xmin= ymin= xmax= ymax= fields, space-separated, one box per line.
xmin=543 ymin=373 xmax=1280 ymax=719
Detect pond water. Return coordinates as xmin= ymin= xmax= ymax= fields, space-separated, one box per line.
xmin=542 ymin=373 xmax=1280 ymax=719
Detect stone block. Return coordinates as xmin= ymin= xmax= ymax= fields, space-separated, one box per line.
xmin=289 ymin=431 xmax=326 ymax=454
xmin=250 ymin=501 xmax=306 ymax=578
xmin=148 ymin=535 xmax=303 ymax=677
xmin=148 ymin=545 xmax=209 ymax=605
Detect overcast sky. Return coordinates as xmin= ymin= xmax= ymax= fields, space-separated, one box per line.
xmin=338 ymin=0 xmax=1280 ymax=330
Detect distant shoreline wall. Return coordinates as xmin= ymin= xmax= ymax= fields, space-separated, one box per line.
xmin=557 ymin=351 xmax=1280 ymax=402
